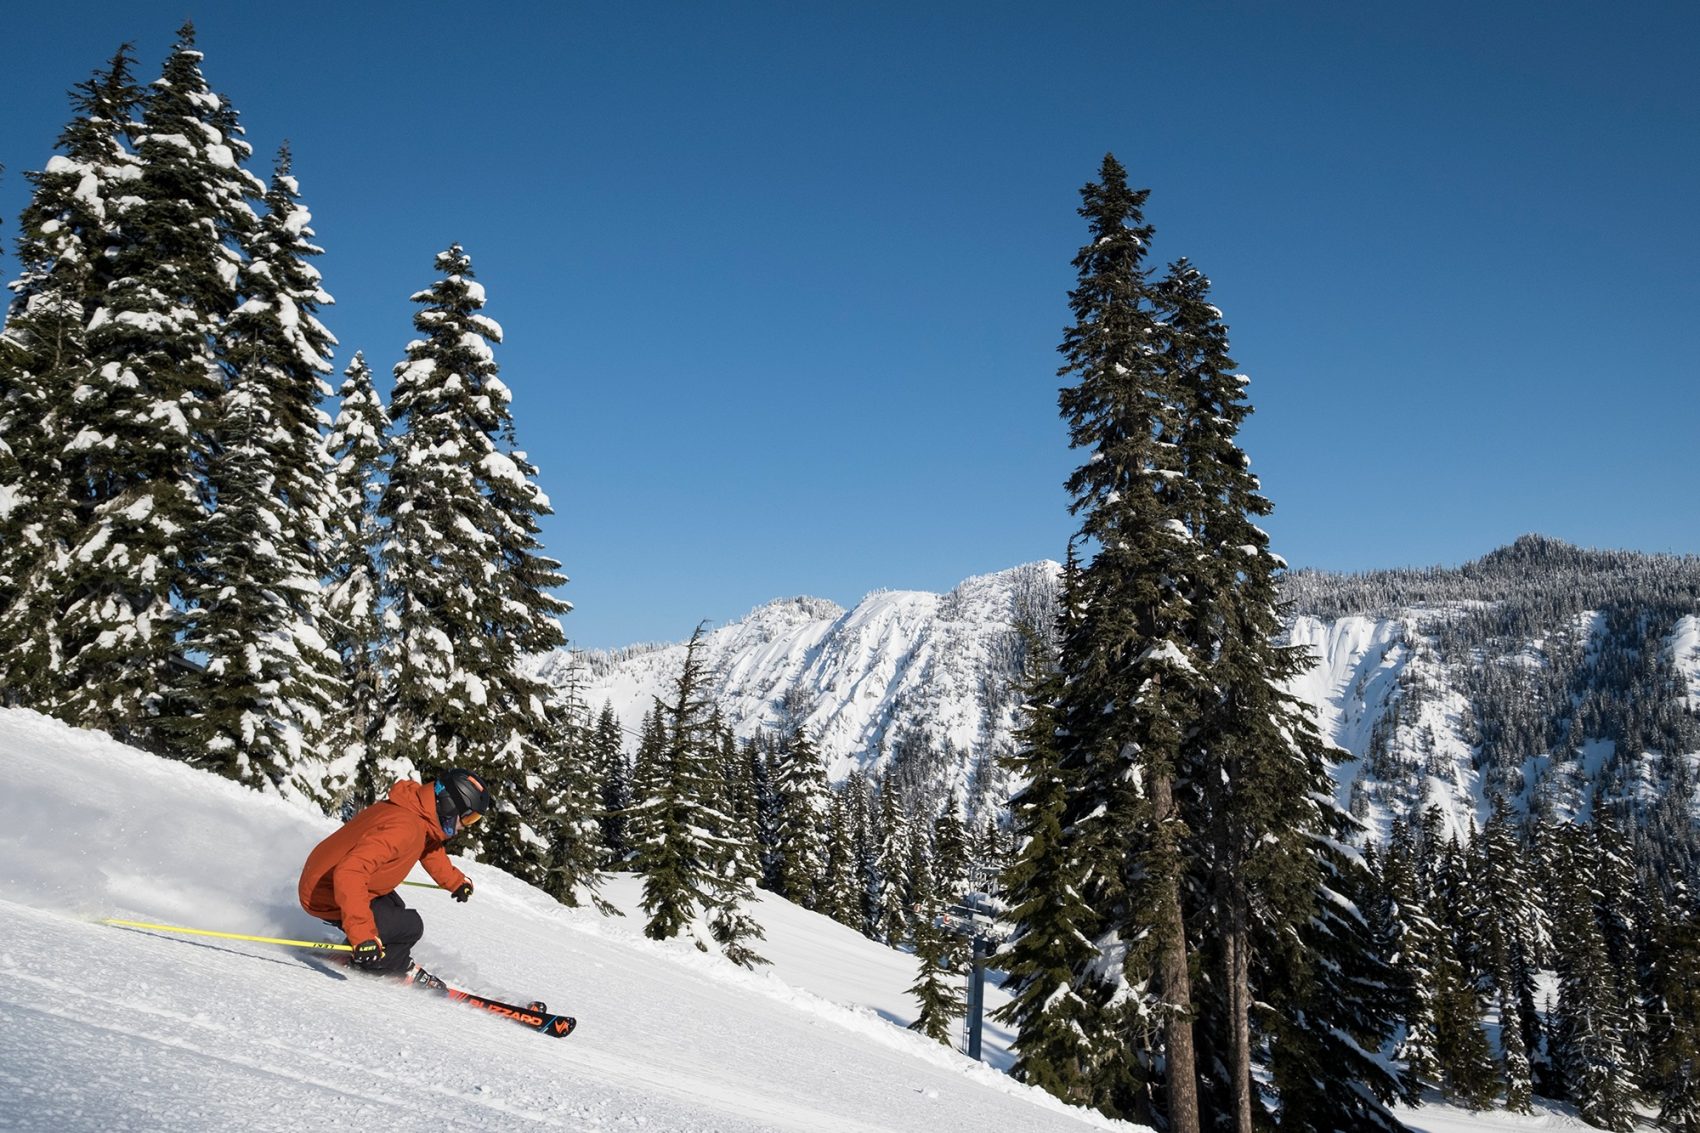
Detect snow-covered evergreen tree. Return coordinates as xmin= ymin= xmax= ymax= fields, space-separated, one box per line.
xmin=591 ymin=701 xmax=632 ymax=866
xmin=0 ymin=45 xmax=142 ymax=708
xmin=816 ymin=790 xmax=859 ymax=928
xmin=321 ymin=351 xmax=391 ymax=808
xmin=633 ymin=626 xmax=765 ymax=966
xmin=377 ymin=244 xmax=569 ymax=868
xmin=875 ymin=783 xmax=912 ymax=944
xmin=1049 ymin=154 xmax=1198 ymax=1128
xmin=532 ymin=686 xmax=613 ymax=913
xmin=1548 ymin=822 xmax=1635 ymax=1131
xmin=1647 ymin=883 xmax=1700 ymax=1130
xmin=1497 ymin=988 xmax=1534 ymax=1113
xmin=771 ymin=725 xmax=830 ymax=908
xmin=907 ymin=906 xmax=966 ymax=1046
xmin=931 ymin=790 xmax=969 ymax=902
xmin=50 ymin=24 xmax=264 ymax=743
xmin=1261 ymin=834 xmax=1408 ymax=1132
xmin=994 ymin=612 xmax=1096 ymax=1101
xmin=161 ymin=144 xmax=342 ymax=794
xmin=845 ymin=770 xmax=884 ymax=938
xmin=1379 ymin=820 xmax=1442 ymax=1095
xmin=1429 ymin=910 xmax=1499 ymax=1108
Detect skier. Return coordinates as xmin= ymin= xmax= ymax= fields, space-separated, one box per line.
xmin=298 ymin=770 xmax=492 ymax=981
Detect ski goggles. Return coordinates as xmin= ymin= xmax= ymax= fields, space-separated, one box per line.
xmin=440 ymin=809 xmax=483 ymax=839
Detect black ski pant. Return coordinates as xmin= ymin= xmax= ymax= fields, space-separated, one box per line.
xmin=332 ymin=891 xmax=423 ymax=974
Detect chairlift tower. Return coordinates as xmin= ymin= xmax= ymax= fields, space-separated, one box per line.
xmin=935 ymin=890 xmax=1006 ymax=1061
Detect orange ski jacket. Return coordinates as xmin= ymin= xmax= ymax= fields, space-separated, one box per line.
xmin=298 ymin=779 xmax=468 ymax=947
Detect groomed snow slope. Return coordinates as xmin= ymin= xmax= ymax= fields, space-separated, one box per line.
xmin=0 ymin=709 xmax=1597 ymax=1131
xmin=0 ymin=707 xmax=1134 ymax=1132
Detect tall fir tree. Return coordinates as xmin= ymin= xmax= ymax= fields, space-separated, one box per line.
xmin=50 ymin=24 xmax=264 ymax=743
xmin=321 ymin=351 xmax=392 ymax=809
xmin=1378 ymin=819 xmax=1442 ymax=1096
xmin=626 ymin=703 xmax=667 ymax=852
xmin=1260 ymin=834 xmax=1408 ymax=1132
xmin=1497 ymin=987 xmax=1534 ymax=1114
xmin=161 ymin=144 xmax=342 ymax=793
xmin=1149 ymin=256 xmax=1404 ymax=1131
xmin=0 ymin=45 xmax=143 ymax=707
xmin=377 ymin=245 xmax=569 ymax=868
xmin=1049 ymin=154 xmax=1199 ymax=1128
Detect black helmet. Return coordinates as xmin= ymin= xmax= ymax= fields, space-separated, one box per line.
xmin=435 ymin=769 xmax=493 ymax=837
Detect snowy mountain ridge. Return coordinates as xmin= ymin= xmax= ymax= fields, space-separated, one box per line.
xmin=535 ymin=562 xmax=1058 ymax=808
xmin=541 ymin=539 xmax=1700 ymax=853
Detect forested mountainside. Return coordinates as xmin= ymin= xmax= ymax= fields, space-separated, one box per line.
xmin=1285 ymin=534 xmax=1700 ymax=878
xmin=547 ymin=535 xmax=1700 ymax=869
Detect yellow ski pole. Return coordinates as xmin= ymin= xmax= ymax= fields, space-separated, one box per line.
xmin=103 ymin=919 xmax=353 ymax=952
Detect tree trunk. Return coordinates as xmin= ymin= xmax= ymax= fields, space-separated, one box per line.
xmin=1224 ymin=903 xmax=1254 ymax=1133
xmin=1152 ymin=767 xmax=1200 ymax=1133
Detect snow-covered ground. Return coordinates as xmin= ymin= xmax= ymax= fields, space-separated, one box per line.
xmin=0 ymin=708 xmax=1606 ymax=1130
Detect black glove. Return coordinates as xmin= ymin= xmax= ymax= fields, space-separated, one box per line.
xmin=451 ymin=881 xmax=474 ymax=903
xmin=350 ymin=938 xmax=386 ymax=967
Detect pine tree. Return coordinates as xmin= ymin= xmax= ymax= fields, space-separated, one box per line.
xmin=591 ymin=702 xmax=632 ymax=866
xmin=1429 ymin=908 xmax=1499 ymax=1108
xmin=633 ymin=626 xmax=718 ymax=944
xmin=771 ymin=725 xmax=830 ymax=908
xmin=932 ymin=790 xmax=969 ymax=903
xmin=1261 ymin=834 xmax=1408 ymax=1132
xmin=321 ymin=352 xmax=391 ymax=808
xmin=1590 ymin=812 xmax=1650 ymax=1081
xmin=1548 ymin=823 xmax=1635 ymax=1131
xmin=1647 ymin=884 xmax=1700 ymax=1131
xmin=1379 ymin=820 xmax=1442 ymax=1095
xmin=994 ymin=610 xmax=1096 ymax=1100
xmin=875 ymin=783 xmax=912 ymax=944
xmin=748 ymin=739 xmax=781 ymax=889
xmin=704 ymin=711 xmax=768 ymax=966
xmin=907 ymin=906 xmax=966 ymax=1045
xmin=626 ymin=702 xmax=667 ymax=850
xmin=161 ymin=144 xmax=342 ymax=793
xmin=48 ymin=25 xmax=266 ymax=743
xmin=0 ymin=45 xmax=142 ymax=707
xmin=817 ymin=790 xmax=860 ymax=928
xmin=1497 ymin=988 xmax=1534 ymax=1114
xmin=1151 ymin=255 xmax=1405 ymax=1131
xmin=1050 ymin=154 xmax=1199 ymax=1128
xmin=378 ymin=244 xmax=569 ymax=870
xmin=632 ymin=626 xmax=765 ymax=966
xmin=532 ymin=688 xmax=613 ymax=913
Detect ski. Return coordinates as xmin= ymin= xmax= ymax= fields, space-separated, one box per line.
xmin=406 ymin=970 xmax=576 ymax=1037
xmin=444 ymin=987 xmax=576 ymax=1037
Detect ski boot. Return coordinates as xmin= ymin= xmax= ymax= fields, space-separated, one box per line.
xmin=404 ymin=964 xmax=448 ymax=991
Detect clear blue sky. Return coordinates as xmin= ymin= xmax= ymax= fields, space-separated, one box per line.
xmin=5 ymin=2 xmax=1696 ymax=648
